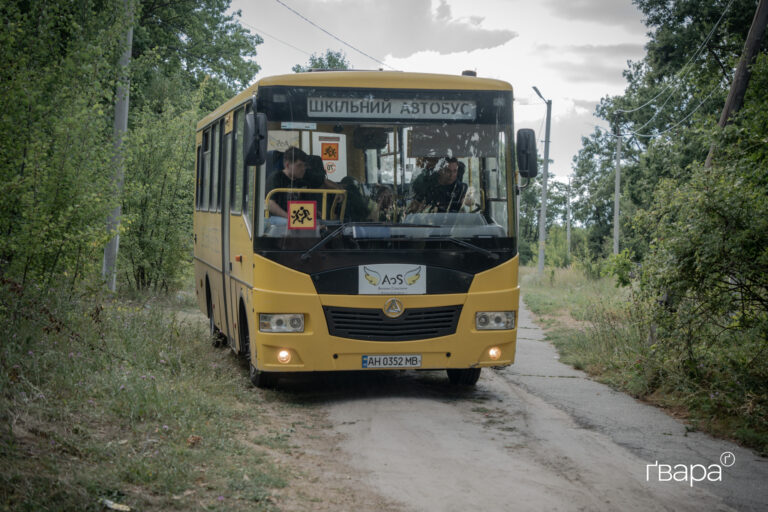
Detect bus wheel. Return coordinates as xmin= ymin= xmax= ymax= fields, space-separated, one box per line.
xmin=447 ymin=368 xmax=481 ymax=386
xmin=206 ymin=284 xmax=222 ymax=348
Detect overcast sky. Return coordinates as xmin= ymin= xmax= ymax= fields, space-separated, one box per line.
xmin=231 ymin=0 xmax=649 ymax=183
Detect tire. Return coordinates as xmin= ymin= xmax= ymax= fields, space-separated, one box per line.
xmin=206 ymin=285 xmax=223 ymax=348
xmin=447 ymin=368 xmax=482 ymax=386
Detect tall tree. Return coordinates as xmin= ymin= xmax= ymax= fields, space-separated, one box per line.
xmin=569 ymin=0 xmax=760 ymax=261
xmin=0 ymin=1 xmax=124 ymax=286
xmin=119 ymin=0 xmax=263 ymax=290
xmin=0 ymin=0 xmax=263 ymax=291
xmin=292 ymin=49 xmax=351 ymax=72
xmin=131 ymin=0 xmax=263 ymax=111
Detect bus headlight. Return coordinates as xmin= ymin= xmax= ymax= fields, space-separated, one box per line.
xmin=475 ymin=311 xmax=515 ymax=330
xmin=259 ymin=314 xmax=305 ymax=333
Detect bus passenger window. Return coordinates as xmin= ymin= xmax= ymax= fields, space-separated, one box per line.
xmin=195 ymin=145 xmax=202 ymax=210
xmin=244 ymin=164 xmax=255 ymax=231
xmin=201 ymin=130 xmax=210 ymax=211
xmin=232 ymin=109 xmax=244 ymax=214
xmin=223 ymin=131 xmax=232 ymax=211
xmin=210 ymin=121 xmax=220 ymax=211
xmin=242 ymin=106 xmax=255 ymax=229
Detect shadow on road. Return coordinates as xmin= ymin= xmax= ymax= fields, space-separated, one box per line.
xmin=258 ymin=368 xmax=499 ymax=406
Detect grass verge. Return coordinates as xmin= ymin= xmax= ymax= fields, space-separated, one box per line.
xmin=519 ymin=266 xmax=768 ymax=455
xmin=0 ymin=280 xmax=289 ymax=511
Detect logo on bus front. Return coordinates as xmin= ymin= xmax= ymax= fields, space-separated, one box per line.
xmin=383 ymin=298 xmax=405 ymax=318
xmin=358 ymin=264 xmax=426 ymax=295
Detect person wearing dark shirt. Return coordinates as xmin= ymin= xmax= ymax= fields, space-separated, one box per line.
xmin=409 ymin=156 xmax=468 ymax=213
xmin=266 ymin=147 xmax=338 ymax=218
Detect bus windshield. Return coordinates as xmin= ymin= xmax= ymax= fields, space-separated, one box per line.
xmin=255 ymin=87 xmax=513 ymax=243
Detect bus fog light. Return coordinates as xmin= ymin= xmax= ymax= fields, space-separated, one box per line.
xmin=476 ymin=311 xmax=515 ymax=330
xmin=277 ymin=349 xmax=292 ymax=364
xmin=488 ymin=347 xmax=502 ymax=360
xmin=259 ymin=314 xmax=305 ymax=333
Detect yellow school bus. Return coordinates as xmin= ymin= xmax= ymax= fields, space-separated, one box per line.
xmin=193 ymin=70 xmax=538 ymax=387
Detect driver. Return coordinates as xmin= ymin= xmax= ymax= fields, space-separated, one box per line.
xmin=408 ymin=156 xmax=468 ymax=213
xmin=266 ymin=147 xmax=338 ymax=218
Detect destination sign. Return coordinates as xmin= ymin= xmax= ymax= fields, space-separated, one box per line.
xmin=307 ymin=97 xmax=476 ymax=120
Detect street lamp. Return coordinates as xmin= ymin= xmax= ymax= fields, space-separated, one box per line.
xmin=532 ymin=86 xmax=551 ymax=276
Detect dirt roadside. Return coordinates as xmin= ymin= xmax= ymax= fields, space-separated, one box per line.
xmin=238 ymin=389 xmax=402 ymax=512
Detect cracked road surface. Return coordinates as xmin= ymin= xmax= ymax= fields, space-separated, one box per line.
xmin=277 ymin=300 xmax=767 ymax=511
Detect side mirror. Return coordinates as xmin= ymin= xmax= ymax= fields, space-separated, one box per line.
xmin=516 ymin=128 xmax=538 ymax=178
xmin=245 ymin=111 xmax=267 ymax=166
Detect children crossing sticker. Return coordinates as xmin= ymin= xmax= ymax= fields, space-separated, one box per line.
xmin=287 ymin=201 xmax=317 ymax=230
xmin=321 ymin=142 xmax=339 ymax=161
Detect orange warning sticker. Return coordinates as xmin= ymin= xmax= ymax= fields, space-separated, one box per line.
xmin=287 ymin=201 xmax=316 ymax=230
xmin=321 ymin=142 xmax=339 ymax=161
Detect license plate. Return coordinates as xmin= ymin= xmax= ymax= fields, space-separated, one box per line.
xmin=362 ymin=354 xmax=422 ymax=369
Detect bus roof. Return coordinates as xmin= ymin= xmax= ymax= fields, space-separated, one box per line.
xmin=197 ymin=71 xmax=513 ymax=130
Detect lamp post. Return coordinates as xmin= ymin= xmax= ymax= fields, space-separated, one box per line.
xmin=533 ymin=86 xmax=551 ymax=276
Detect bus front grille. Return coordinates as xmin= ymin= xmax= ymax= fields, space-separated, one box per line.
xmin=323 ymin=305 xmax=462 ymax=341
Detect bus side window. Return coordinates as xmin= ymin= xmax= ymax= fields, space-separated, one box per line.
xmin=223 ymin=129 xmax=232 ymax=212
xmin=243 ymin=105 xmax=254 ymax=232
xmin=210 ymin=121 xmax=220 ymax=212
xmin=202 ymin=129 xmax=211 ymax=211
xmin=195 ymin=144 xmax=202 ymax=209
xmin=232 ymin=109 xmax=244 ymax=214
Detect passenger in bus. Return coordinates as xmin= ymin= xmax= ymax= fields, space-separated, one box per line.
xmin=336 ymin=176 xmax=370 ymax=221
xmin=408 ymin=156 xmax=468 ymax=213
xmin=370 ymin=184 xmax=395 ymax=222
xmin=266 ymin=146 xmax=339 ymax=218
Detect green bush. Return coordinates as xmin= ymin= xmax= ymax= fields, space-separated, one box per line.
xmin=0 ymin=281 xmax=285 ymax=509
xmin=604 ymin=249 xmax=633 ymax=287
xmin=119 ymin=95 xmax=201 ymax=292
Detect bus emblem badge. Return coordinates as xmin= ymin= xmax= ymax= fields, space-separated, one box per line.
xmin=383 ymin=298 xmax=404 ymax=318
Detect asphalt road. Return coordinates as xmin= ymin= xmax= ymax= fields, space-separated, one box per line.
xmin=281 ymin=299 xmax=768 ymax=511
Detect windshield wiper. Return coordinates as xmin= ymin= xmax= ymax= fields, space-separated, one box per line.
xmin=427 ymin=237 xmax=499 ymax=260
xmin=300 ymin=224 xmax=499 ymax=261
xmin=300 ymin=222 xmax=401 ymax=260
xmin=300 ymin=223 xmax=349 ymax=260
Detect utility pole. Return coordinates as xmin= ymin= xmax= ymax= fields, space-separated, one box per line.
xmin=102 ymin=0 xmax=133 ymax=292
xmin=613 ymin=124 xmax=621 ymax=255
xmin=567 ymin=177 xmax=571 ymax=261
xmin=533 ymin=86 xmax=551 ymax=276
xmin=705 ymin=0 xmax=768 ymax=167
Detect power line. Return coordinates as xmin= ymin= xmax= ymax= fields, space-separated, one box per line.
xmin=586 ymin=81 xmax=721 ymax=141
xmin=628 ymin=77 xmax=685 ymax=133
xmin=625 ymin=83 xmax=721 ymax=138
xmin=273 ymin=0 xmax=396 ymax=70
xmin=616 ymin=0 xmax=734 ymax=114
xmin=242 ymin=21 xmax=313 ymax=57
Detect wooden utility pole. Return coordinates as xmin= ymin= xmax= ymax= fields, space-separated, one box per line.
xmin=102 ymin=1 xmax=133 ymax=292
xmin=566 ymin=177 xmax=571 ymax=260
xmin=705 ymin=0 xmax=768 ymax=167
xmin=613 ymin=126 xmax=621 ymax=255
xmin=533 ymin=87 xmax=551 ymax=276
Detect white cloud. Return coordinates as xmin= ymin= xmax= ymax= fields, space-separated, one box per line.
xmin=232 ymin=0 xmax=646 ymax=181
xmin=542 ymin=0 xmax=647 ymax=33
